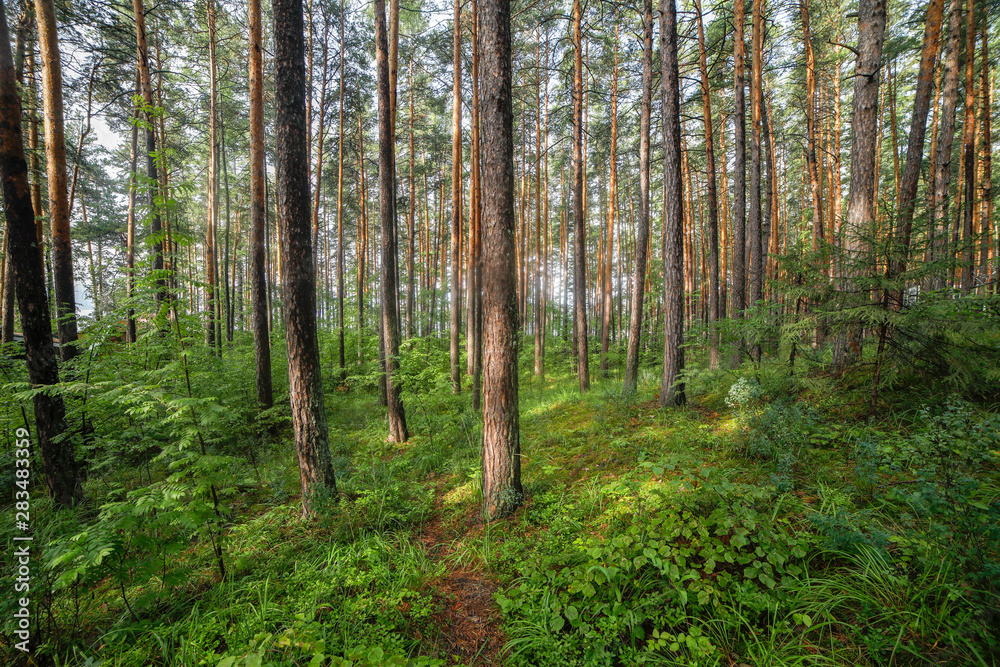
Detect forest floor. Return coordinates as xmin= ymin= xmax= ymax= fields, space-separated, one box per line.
xmin=4 ymin=352 xmax=999 ymax=667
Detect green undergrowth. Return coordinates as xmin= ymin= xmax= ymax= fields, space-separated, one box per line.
xmin=1 ymin=334 xmax=999 ymax=666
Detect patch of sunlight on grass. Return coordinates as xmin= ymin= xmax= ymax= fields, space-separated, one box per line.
xmin=442 ymin=480 xmax=478 ymax=508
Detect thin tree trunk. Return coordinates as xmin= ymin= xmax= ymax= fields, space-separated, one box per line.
xmin=249 ymin=0 xmax=273 ymax=408
xmin=0 ymin=4 xmax=81 ymax=506
xmin=336 ymin=0 xmax=346 ymax=380
xmin=660 ymin=0 xmax=685 ymax=407
xmin=34 ymin=0 xmax=77 ymax=359
xmin=731 ymin=0 xmax=747 ymax=366
xmin=375 ymin=0 xmax=408 ymax=442
xmin=450 ymin=0 xmax=462 ymax=393
xmin=206 ymin=0 xmax=219 ymax=351
xmin=748 ymin=0 xmax=765 ymax=362
xmin=932 ymin=0 xmax=962 ymax=289
xmin=600 ymin=22 xmax=619 ymax=378
xmin=960 ymin=0 xmax=977 ymax=291
xmin=695 ymin=0 xmax=720 ymax=370
xmin=572 ymin=0 xmax=589 ymax=392
xmin=470 ymin=0 xmax=483 ymax=410
xmin=132 ymin=0 xmax=165 ymax=306
xmin=889 ymin=0 xmax=944 ymax=302
xmin=979 ymin=29 xmax=992 ymax=289
xmin=406 ymin=59 xmax=415 ymax=339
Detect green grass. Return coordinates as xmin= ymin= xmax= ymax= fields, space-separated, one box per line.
xmin=2 ymin=340 xmax=998 ymax=666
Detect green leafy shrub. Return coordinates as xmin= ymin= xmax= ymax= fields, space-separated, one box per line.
xmin=499 ymin=468 xmax=812 ymax=666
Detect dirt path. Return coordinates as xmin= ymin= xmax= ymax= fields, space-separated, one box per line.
xmin=417 ymin=479 xmax=507 ymax=666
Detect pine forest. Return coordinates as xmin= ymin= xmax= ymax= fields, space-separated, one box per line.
xmin=0 ymin=0 xmax=999 ymax=663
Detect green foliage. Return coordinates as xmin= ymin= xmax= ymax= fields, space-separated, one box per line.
xmin=498 ymin=467 xmax=812 ymax=666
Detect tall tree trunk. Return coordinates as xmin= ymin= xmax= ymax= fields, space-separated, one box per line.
xmin=572 ymin=0 xmax=589 ymax=392
xmin=249 ymin=0 xmax=272 ymax=408
xmin=660 ymin=0 xmax=685 ymax=407
xmin=206 ymin=0 xmax=219 ymax=351
xmin=731 ymin=0 xmax=747 ymax=367
xmin=479 ymin=0 xmax=521 ymax=521
xmin=889 ymin=0 xmax=944 ymax=302
xmin=470 ymin=0 xmax=483 ymax=409
xmin=450 ymin=0 xmax=462 ymax=393
xmin=336 ymin=0 xmax=346 ymax=380
xmin=375 ymin=0 xmax=408 ymax=442
xmin=801 ymin=0 xmax=824 ymax=254
xmin=622 ymin=0 xmax=651 ymax=398
xmin=695 ymin=0 xmax=720 ymax=370
xmin=979 ymin=28 xmax=992 ymax=289
xmin=600 ymin=22 xmax=618 ymax=377
xmin=835 ymin=0 xmax=886 ymax=369
xmin=748 ymin=0 xmax=765 ymax=362
xmin=274 ymin=0 xmax=337 ymax=516
xmin=406 ymin=59 xmax=415 ymax=339
xmin=533 ymin=26 xmax=544 ymax=379
xmin=132 ymin=0 xmax=165 ymax=306
xmin=932 ymin=0 xmax=962 ymax=288
xmin=357 ymin=111 xmax=367 ymax=361
xmin=0 ymin=3 xmax=81 ymax=506
xmin=34 ymin=0 xmax=77 ymax=359
xmin=960 ymin=0 xmax=976 ymax=291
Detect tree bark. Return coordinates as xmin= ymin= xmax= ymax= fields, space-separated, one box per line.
xmin=34 ymin=0 xmax=77 ymax=359
xmin=731 ymin=0 xmax=747 ymax=366
xmin=374 ymin=0 xmax=408 ymax=442
xmin=600 ymin=23 xmax=618 ymax=377
xmin=572 ymin=0 xmax=589 ymax=392
xmin=835 ymin=0 xmax=887 ymax=369
xmin=932 ymin=0 xmax=962 ymax=289
xmin=336 ymin=0 xmax=346 ymax=380
xmin=694 ymin=0 xmax=720 ymax=370
xmin=660 ymin=0 xmax=685 ymax=407
xmin=273 ymin=0 xmax=337 ymax=516
xmin=249 ymin=0 xmax=273 ymax=408
xmin=960 ymin=0 xmax=976 ymax=291
xmin=0 ymin=2 xmax=82 ymax=506
xmin=132 ymin=0 xmax=165 ymax=306
xmin=979 ymin=28 xmax=992 ymax=288
xmin=479 ymin=0 xmax=521 ymax=521
xmin=206 ymin=0 xmax=219 ymax=351
xmin=889 ymin=0 xmax=944 ymax=302
xmin=450 ymin=0 xmax=462 ymax=393
xmin=748 ymin=0 xmax=765 ymax=362
xmin=623 ymin=0 xmax=652 ymax=396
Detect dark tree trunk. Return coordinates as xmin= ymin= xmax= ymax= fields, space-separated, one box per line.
xmin=479 ymin=0 xmax=521 ymax=521
xmin=336 ymin=0 xmax=346 ymax=380
xmin=748 ymin=0 xmax=764 ymax=362
xmin=132 ymin=0 xmax=165 ymax=306
xmin=273 ymin=0 xmax=337 ymax=516
xmin=959 ymin=0 xmax=976 ymax=291
xmin=834 ymin=0 xmax=887 ymax=369
xmin=889 ymin=0 xmax=944 ymax=301
xmin=572 ymin=0 xmax=589 ymax=392
xmin=374 ymin=0 xmax=408 ymax=442
xmin=0 ymin=4 xmax=82 ymax=507
xmin=731 ymin=0 xmax=747 ymax=367
xmin=249 ymin=0 xmax=273 ymax=408
xmin=600 ymin=24 xmax=618 ymax=377
xmin=35 ymin=0 xmax=77 ymax=360
xmin=931 ymin=0 xmax=962 ymax=289
xmin=623 ymin=0 xmax=653 ymax=396
xmin=695 ymin=0 xmax=720 ymax=369
xmin=450 ymin=0 xmax=462 ymax=393
xmin=660 ymin=0 xmax=685 ymax=407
